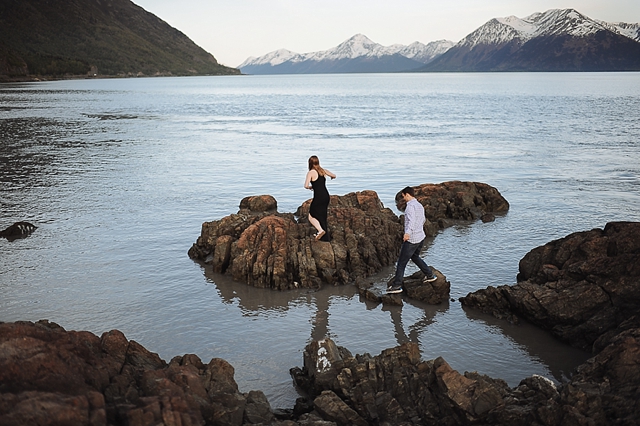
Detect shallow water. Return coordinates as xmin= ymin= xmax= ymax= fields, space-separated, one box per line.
xmin=1 ymin=73 xmax=639 ymax=408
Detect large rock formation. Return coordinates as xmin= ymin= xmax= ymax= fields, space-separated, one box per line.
xmin=460 ymin=221 xmax=640 ymax=352
xmin=189 ymin=182 xmax=509 ymax=290
xmin=189 ymin=191 xmax=403 ymax=290
xmin=291 ymin=335 xmax=640 ymax=425
xmin=458 ymin=221 xmax=640 ymax=424
xmin=0 ymin=320 xmax=272 ymax=426
xmin=395 ymin=181 xmax=510 ymax=236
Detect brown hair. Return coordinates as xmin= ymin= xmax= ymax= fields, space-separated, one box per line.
xmin=308 ymin=155 xmax=327 ymax=176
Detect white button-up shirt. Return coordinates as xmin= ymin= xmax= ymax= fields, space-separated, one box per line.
xmin=404 ymin=198 xmax=426 ymax=243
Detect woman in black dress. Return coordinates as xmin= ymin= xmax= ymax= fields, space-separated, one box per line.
xmin=304 ymin=156 xmax=336 ymax=241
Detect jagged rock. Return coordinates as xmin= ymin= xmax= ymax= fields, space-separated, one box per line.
xmin=292 ymin=338 xmax=521 ymax=425
xmin=460 ymin=222 xmax=640 ymax=351
xmin=190 ymin=191 xmax=403 ymax=290
xmin=293 ymin=336 xmax=640 ymax=425
xmin=313 ymin=390 xmax=368 ymax=426
xmin=0 ymin=320 xmax=261 ymax=426
xmin=395 ymin=181 xmax=510 ymax=236
xmin=190 ymin=182 xmax=509 ymax=290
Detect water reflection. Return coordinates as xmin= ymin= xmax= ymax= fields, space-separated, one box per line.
xmin=461 ymin=305 xmax=591 ymax=383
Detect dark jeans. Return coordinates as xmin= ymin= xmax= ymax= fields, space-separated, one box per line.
xmin=393 ymin=238 xmax=433 ymax=287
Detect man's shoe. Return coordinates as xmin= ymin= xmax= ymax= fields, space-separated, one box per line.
xmin=423 ymin=275 xmax=437 ymax=283
xmin=386 ymin=285 xmax=403 ymax=294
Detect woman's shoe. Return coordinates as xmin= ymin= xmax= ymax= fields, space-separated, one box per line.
xmin=315 ymin=230 xmax=326 ymax=240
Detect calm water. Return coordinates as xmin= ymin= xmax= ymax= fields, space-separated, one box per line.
xmin=1 ymin=73 xmax=639 ymax=408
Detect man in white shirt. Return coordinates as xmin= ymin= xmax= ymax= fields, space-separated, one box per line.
xmin=388 ymin=186 xmax=437 ymax=294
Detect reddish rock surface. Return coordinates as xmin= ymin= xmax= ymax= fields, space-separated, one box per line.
xmin=395 ymin=181 xmax=510 ymax=236
xmin=0 ymin=320 xmax=272 ymax=426
xmin=189 ymin=182 xmax=509 ymax=290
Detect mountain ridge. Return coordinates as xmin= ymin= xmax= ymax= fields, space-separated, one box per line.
xmin=239 ymin=34 xmax=453 ymax=74
xmin=421 ymin=8 xmax=640 ymax=72
xmin=241 ymin=9 xmax=640 ymax=74
xmin=0 ymin=0 xmax=239 ymax=80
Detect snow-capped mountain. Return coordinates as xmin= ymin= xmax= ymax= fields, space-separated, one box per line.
xmin=238 ymin=35 xmax=453 ymax=74
xmin=422 ymin=8 xmax=640 ymax=72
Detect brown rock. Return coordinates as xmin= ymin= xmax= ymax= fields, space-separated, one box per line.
xmin=0 ymin=321 xmax=263 ymax=426
xmin=395 ymin=181 xmax=509 ymax=236
xmin=190 ymin=191 xmax=403 ymax=290
xmin=461 ymin=222 xmax=640 ymax=351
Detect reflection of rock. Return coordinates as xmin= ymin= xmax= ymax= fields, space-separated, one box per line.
xmin=395 ymin=181 xmax=510 ymax=236
xmin=0 ymin=221 xmax=37 ymax=240
xmin=190 ymin=191 xmax=403 ymax=290
xmin=0 ymin=320 xmax=267 ymax=426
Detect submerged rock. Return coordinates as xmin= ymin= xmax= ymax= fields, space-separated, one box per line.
xmin=189 ymin=182 xmax=509 ymax=290
xmin=0 ymin=221 xmax=37 ymax=240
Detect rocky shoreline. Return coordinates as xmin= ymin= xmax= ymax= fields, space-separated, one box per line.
xmin=3 ymin=183 xmax=638 ymax=425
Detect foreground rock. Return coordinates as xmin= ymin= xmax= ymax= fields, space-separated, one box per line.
xmin=460 ymin=221 xmax=640 ymax=352
xmin=458 ymin=221 xmax=640 ymax=424
xmin=0 ymin=320 xmax=273 ymax=426
xmin=291 ymin=336 xmax=640 ymax=425
xmin=189 ymin=182 xmax=509 ymax=290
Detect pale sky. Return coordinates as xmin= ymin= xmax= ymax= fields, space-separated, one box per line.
xmin=134 ymin=0 xmax=640 ymax=68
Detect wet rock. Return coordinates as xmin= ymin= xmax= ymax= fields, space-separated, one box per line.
xmin=395 ymin=181 xmax=509 ymax=236
xmin=356 ymin=269 xmax=450 ymax=306
xmin=0 ymin=320 xmax=263 ymax=426
xmin=190 ymin=182 xmax=509 ymax=290
xmin=190 ymin=191 xmax=403 ymax=290
xmin=292 ymin=338 xmax=523 ymax=425
xmin=0 ymin=221 xmax=37 ymax=240
xmin=459 ymin=221 xmax=640 ymax=425
xmin=460 ymin=222 xmax=640 ymax=351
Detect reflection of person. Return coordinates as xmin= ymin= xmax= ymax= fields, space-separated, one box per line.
xmin=304 ymin=156 xmax=336 ymax=241
xmin=388 ymin=186 xmax=436 ymax=294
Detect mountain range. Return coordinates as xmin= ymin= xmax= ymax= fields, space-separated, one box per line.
xmin=238 ymin=35 xmax=454 ymax=74
xmin=0 ymin=0 xmax=239 ymax=80
xmin=240 ymin=9 xmax=640 ymax=74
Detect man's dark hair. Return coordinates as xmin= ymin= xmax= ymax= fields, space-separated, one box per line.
xmin=401 ymin=186 xmax=415 ymax=197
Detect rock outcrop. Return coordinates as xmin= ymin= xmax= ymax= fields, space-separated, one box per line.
xmin=395 ymin=181 xmax=510 ymax=236
xmin=458 ymin=221 xmax=640 ymax=424
xmin=189 ymin=191 xmax=403 ymax=290
xmin=460 ymin=221 xmax=640 ymax=351
xmin=189 ymin=182 xmax=509 ymax=290
xmin=291 ymin=335 xmax=640 ymax=425
xmin=0 ymin=320 xmax=272 ymax=426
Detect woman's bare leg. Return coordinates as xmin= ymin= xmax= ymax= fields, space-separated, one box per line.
xmin=308 ymin=214 xmax=324 ymax=235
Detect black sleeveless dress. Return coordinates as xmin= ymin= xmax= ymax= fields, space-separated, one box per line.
xmin=310 ymin=174 xmax=330 ymax=241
